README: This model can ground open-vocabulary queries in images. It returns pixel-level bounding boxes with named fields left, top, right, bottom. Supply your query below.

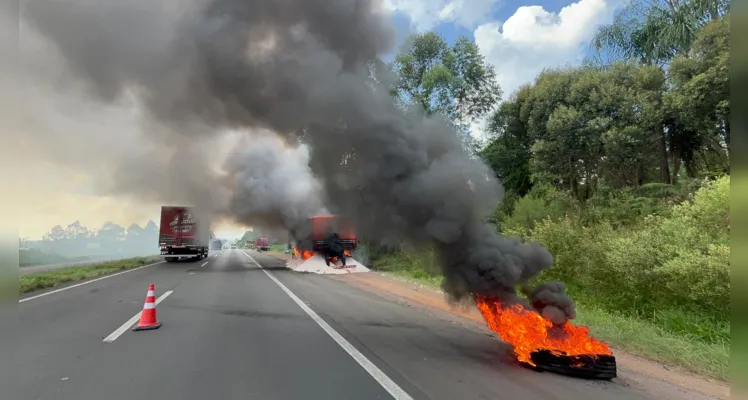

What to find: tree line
left=387, top=0, right=729, bottom=208
left=371, top=0, right=730, bottom=378
left=21, top=220, right=160, bottom=259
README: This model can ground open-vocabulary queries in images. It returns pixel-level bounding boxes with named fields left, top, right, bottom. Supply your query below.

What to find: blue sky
left=382, top=0, right=623, bottom=99
left=395, top=0, right=587, bottom=45
left=389, top=0, right=613, bottom=50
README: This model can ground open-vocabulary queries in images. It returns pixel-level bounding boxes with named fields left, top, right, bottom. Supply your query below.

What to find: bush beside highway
left=367, top=176, right=730, bottom=381
left=19, top=249, right=71, bottom=267
left=19, top=256, right=162, bottom=294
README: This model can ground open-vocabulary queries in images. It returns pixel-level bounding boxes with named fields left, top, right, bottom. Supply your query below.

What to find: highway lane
left=15, top=249, right=653, bottom=400
left=15, top=249, right=392, bottom=400
left=15, top=252, right=219, bottom=399
left=245, top=251, right=650, bottom=400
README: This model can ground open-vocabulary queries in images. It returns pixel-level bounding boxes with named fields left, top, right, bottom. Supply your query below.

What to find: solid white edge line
left=201, top=262, right=208, bottom=267
left=19, top=261, right=166, bottom=303
left=102, top=290, right=173, bottom=343
left=242, top=251, right=413, bottom=400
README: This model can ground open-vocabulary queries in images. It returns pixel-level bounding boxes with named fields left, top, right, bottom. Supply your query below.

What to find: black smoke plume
left=19, top=0, right=573, bottom=320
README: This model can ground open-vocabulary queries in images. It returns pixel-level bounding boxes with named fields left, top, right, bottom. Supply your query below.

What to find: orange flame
left=330, top=250, right=351, bottom=263
left=474, top=295, right=612, bottom=366
left=291, top=246, right=314, bottom=259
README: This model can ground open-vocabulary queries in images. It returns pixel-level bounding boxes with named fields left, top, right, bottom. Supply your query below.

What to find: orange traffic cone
left=133, top=283, right=162, bottom=331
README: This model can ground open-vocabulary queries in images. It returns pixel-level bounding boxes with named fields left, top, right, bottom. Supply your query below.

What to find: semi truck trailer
left=159, top=206, right=212, bottom=262
left=255, top=236, right=270, bottom=251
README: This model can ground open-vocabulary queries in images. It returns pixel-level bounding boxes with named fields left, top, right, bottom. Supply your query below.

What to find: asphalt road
left=14, top=249, right=653, bottom=400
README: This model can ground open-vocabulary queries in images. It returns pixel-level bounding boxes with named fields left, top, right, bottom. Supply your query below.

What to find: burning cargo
left=285, top=214, right=365, bottom=271
left=291, top=214, right=357, bottom=266
left=292, top=214, right=357, bottom=252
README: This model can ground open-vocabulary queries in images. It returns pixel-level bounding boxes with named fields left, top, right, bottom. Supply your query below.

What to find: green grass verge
left=19, top=249, right=70, bottom=267
left=371, top=253, right=728, bottom=381
left=572, top=302, right=728, bottom=380
left=267, top=244, right=287, bottom=252
left=19, top=256, right=162, bottom=294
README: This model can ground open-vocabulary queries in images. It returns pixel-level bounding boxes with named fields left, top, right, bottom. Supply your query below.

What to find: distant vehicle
left=159, top=206, right=211, bottom=262
left=255, top=236, right=270, bottom=251
left=230, top=244, right=237, bottom=249
left=245, top=240, right=253, bottom=249
left=210, top=239, right=223, bottom=251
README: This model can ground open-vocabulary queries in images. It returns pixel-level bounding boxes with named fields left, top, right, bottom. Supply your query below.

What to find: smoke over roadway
left=15, top=0, right=574, bottom=320
left=223, top=134, right=327, bottom=232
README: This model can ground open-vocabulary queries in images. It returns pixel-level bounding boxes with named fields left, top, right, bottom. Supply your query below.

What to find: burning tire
left=525, top=350, right=617, bottom=380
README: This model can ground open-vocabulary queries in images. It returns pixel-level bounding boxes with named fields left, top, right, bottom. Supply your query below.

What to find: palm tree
left=591, top=0, right=729, bottom=184
left=593, top=0, right=729, bottom=67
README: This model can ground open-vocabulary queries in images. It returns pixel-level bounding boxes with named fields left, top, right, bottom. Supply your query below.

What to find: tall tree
left=390, top=32, right=501, bottom=133
left=592, top=0, right=729, bottom=66
left=43, top=225, right=67, bottom=241
left=480, top=87, right=534, bottom=198
left=665, top=15, right=730, bottom=177
left=591, top=0, right=730, bottom=184
left=482, top=62, right=669, bottom=201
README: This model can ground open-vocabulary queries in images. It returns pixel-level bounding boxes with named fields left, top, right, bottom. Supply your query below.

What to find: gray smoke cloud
left=17, top=0, right=574, bottom=319
left=528, top=282, right=577, bottom=325
left=223, top=134, right=326, bottom=230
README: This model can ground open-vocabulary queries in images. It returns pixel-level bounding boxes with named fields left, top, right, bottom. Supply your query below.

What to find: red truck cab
left=309, top=214, right=357, bottom=252
left=255, top=236, right=270, bottom=251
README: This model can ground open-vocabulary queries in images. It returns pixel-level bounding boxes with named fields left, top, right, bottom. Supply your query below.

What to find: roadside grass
left=572, top=302, right=728, bottom=380
left=268, top=244, right=287, bottom=253
left=371, top=252, right=729, bottom=381
left=19, top=256, right=162, bottom=294
left=19, top=249, right=70, bottom=267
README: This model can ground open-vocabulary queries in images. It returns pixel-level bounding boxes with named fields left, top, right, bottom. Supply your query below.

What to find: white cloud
left=475, top=0, right=618, bottom=99
left=466, top=0, right=619, bottom=140
left=385, top=0, right=620, bottom=139
left=384, top=0, right=502, bottom=31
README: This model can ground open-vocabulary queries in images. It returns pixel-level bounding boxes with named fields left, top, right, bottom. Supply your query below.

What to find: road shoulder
left=263, top=251, right=729, bottom=400
left=19, top=258, right=166, bottom=300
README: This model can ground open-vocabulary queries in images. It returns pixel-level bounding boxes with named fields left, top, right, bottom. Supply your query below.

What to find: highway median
left=19, top=256, right=162, bottom=294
